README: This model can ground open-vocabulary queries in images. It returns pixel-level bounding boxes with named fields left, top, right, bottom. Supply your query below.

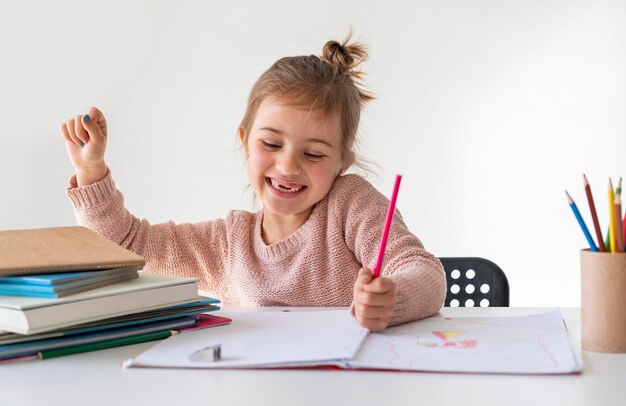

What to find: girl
left=60, top=36, right=446, bottom=331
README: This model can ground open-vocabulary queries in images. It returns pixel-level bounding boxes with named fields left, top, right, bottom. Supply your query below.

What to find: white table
left=1, top=307, right=624, bottom=406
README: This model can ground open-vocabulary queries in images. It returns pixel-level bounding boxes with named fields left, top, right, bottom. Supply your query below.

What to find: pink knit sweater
left=66, top=171, right=446, bottom=325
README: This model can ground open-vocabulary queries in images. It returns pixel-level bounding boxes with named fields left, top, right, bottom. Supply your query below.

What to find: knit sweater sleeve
left=335, top=175, right=446, bottom=325
left=65, top=170, right=228, bottom=291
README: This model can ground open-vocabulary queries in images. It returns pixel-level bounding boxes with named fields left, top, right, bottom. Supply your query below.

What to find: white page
left=124, top=309, right=368, bottom=369
left=348, top=308, right=582, bottom=374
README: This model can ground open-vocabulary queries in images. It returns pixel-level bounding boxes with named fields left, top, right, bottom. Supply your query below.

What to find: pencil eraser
left=188, top=344, right=221, bottom=362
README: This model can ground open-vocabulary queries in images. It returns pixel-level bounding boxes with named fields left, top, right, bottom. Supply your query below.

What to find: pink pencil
left=372, top=174, right=402, bottom=279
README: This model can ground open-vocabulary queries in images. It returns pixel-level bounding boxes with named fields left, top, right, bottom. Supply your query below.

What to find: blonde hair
left=239, top=33, right=374, bottom=172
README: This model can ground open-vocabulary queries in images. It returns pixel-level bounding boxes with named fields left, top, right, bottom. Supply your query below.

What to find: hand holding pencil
left=352, top=267, right=396, bottom=332
left=352, top=174, right=402, bottom=332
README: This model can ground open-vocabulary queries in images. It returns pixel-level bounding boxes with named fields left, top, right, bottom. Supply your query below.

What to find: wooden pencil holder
left=581, top=249, right=626, bottom=352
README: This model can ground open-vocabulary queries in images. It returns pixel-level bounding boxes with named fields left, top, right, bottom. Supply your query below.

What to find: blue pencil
left=566, top=191, right=598, bottom=251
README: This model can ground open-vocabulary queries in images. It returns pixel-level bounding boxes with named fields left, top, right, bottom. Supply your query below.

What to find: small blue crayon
left=566, top=190, right=598, bottom=252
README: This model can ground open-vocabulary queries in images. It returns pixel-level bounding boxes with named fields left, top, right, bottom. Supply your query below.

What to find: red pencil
left=372, top=175, right=402, bottom=279
left=583, top=174, right=606, bottom=252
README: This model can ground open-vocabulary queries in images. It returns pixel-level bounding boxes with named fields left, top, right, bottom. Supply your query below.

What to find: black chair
left=439, top=257, right=510, bottom=307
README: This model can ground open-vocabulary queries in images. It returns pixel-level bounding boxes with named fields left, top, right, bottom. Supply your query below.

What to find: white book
left=124, top=308, right=582, bottom=375
left=0, top=273, right=199, bottom=334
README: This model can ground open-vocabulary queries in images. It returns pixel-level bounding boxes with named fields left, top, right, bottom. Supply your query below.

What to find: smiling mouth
left=266, top=177, right=307, bottom=193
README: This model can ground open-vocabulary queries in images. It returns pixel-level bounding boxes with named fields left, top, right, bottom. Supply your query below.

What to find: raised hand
left=60, top=106, right=108, bottom=186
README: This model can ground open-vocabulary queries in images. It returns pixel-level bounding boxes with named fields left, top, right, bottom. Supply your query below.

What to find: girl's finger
left=356, top=289, right=393, bottom=307
left=354, top=306, right=381, bottom=323
left=354, top=308, right=390, bottom=332
left=356, top=302, right=389, bottom=319
left=362, top=277, right=395, bottom=294
left=86, top=106, right=107, bottom=137
left=81, top=113, right=106, bottom=145
left=356, top=267, right=373, bottom=286
left=74, top=115, right=89, bottom=143
left=59, top=124, right=72, bottom=143
left=65, top=119, right=83, bottom=147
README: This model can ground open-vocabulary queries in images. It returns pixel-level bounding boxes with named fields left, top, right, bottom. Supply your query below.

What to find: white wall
left=1, top=0, right=625, bottom=307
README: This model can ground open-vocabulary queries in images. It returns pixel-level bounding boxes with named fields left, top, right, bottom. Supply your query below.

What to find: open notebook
left=123, top=308, right=582, bottom=374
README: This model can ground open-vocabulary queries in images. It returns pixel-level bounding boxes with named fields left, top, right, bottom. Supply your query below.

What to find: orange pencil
left=583, top=175, right=606, bottom=252
left=622, top=211, right=626, bottom=251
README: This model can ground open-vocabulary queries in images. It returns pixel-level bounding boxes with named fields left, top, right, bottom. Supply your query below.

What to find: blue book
left=0, top=267, right=139, bottom=298
left=0, top=266, right=140, bottom=286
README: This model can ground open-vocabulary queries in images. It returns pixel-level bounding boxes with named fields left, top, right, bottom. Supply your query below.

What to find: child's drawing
left=417, top=331, right=478, bottom=349
left=348, top=309, right=582, bottom=374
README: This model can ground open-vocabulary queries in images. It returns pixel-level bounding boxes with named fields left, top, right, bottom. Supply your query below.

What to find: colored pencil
left=583, top=175, right=606, bottom=252
left=605, top=178, right=622, bottom=250
left=622, top=211, right=626, bottom=251
left=565, top=191, right=597, bottom=252
left=373, top=174, right=402, bottom=278
left=617, top=178, right=623, bottom=252
left=608, top=178, right=616, bottom=253
left=615, top=192, right=624, bottom=253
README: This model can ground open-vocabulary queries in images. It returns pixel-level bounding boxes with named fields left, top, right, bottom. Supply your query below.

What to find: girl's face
left=241, top=97, right=346, bottom=225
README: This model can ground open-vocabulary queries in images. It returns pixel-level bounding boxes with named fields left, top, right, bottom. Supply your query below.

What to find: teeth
left=270, top=178, right=303, bottom=193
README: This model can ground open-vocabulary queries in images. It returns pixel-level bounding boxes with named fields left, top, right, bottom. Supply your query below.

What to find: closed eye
left=305, top=152, right=325, bottom=161
left=261, top=140, right=280, bottom=150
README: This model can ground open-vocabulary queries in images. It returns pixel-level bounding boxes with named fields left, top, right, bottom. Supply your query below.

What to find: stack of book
left=0, top=226, right=229, bottom=362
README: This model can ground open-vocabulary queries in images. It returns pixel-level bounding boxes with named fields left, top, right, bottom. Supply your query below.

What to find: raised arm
left=61, top=108, right=228, bottom=291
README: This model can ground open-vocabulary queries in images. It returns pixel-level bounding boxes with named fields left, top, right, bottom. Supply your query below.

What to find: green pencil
left=39, top=330, right=174, bottom=359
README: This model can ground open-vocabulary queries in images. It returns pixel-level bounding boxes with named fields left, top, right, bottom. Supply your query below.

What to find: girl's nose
left=276, top=153, right=301, bottom=175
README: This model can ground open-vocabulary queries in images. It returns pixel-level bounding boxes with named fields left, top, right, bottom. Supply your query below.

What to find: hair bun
left=321, top=34, right=368, bottom=75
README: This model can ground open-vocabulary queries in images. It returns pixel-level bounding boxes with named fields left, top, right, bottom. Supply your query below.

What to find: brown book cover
left=0, top=226, right=145, bottom=276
